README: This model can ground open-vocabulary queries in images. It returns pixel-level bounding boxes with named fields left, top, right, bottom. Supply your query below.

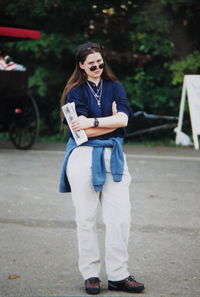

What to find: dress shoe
left=108, top=275, right=145, bottom=293
left=85, top=277, right=100, bottom=294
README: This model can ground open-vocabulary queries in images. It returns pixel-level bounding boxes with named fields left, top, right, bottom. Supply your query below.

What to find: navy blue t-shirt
left=65, top=79, right=132, bottom=140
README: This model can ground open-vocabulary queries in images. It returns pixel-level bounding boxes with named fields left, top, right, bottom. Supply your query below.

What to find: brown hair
left=60, top=42, right=117, bottom=121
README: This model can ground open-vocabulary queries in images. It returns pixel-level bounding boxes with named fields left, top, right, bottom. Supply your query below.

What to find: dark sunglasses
left=89, top=63, right=104, bottom=71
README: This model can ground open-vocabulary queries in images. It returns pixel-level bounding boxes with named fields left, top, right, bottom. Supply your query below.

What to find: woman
left=59, top=42, right=145, bottom=294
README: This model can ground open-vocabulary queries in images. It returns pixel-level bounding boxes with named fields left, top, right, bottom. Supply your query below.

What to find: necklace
left=87, top=80, right=103, bottom=107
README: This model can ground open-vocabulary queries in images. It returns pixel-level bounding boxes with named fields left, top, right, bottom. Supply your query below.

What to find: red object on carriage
left=0, top=26, right=40, bottom=41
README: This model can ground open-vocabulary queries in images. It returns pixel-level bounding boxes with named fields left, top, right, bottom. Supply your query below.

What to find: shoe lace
left=88, top=277, right=100, bottom=284
left=127, top=275, right=136, bottom=283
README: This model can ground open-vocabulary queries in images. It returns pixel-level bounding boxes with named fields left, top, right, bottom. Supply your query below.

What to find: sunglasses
left=89, top=63, right=104, bottom=72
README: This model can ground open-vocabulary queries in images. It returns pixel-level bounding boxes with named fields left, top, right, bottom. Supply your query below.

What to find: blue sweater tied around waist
left=59, top=137, right=124, bottom=193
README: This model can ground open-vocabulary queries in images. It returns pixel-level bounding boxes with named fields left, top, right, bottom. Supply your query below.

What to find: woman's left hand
left=112, top=101, right=117, bottom=115
left=71, top=115, right=92, bottom=131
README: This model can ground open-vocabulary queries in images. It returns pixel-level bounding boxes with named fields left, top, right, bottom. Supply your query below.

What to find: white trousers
left=67, top=146, right=132, bottom=281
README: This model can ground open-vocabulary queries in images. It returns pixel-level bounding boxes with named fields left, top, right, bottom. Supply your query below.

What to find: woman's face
left=79, top=52, right=104, bottom=81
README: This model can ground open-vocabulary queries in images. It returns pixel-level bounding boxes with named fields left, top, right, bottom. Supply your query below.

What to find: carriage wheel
left=9, top=95, right=39, bottom=149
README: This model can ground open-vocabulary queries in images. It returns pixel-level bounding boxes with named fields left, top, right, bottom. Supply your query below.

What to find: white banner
left=185, top=75, right=200, bottom=135
left=176, top=75, right=200, bottom=150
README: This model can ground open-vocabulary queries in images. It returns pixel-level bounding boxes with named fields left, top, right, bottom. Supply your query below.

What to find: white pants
left=67, top=146, right=132, bottom=281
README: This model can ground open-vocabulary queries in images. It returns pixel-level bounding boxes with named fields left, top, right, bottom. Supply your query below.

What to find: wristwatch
left=94, top=118, right=99, bottom=127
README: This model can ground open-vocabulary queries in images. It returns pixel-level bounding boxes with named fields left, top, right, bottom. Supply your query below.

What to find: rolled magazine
left=62, top=102, right=88, bottom=145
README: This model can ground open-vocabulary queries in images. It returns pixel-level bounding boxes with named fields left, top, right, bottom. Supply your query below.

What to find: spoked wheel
left=9, top=94, right=39, bottom=149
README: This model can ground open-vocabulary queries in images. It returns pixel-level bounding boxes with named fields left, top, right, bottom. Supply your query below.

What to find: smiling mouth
left=94, top=70, right=102, bottom=74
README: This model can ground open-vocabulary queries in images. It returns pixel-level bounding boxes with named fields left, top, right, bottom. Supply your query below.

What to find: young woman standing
left=59, top=42, right=145, bottom=294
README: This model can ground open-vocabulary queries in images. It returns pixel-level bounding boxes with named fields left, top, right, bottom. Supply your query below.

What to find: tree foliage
left=0, top=0, right=200, bottom=135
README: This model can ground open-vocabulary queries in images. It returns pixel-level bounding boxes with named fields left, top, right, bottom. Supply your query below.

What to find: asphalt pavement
left=0, top=140, right=200, bottom=297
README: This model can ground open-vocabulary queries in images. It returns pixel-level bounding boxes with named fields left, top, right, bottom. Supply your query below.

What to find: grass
left=124, top=139, right=177, bottom=147
left=0, top=132, right=9, bottom=140
left=0, top=132, right=178, bottom=147
left=37, top=133, right=68, bottom=143
left=0, top=131, right=68, bottom=143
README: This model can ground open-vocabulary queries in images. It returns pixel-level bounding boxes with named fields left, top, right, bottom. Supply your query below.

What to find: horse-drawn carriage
left=0, top=26, right=40, bottom=149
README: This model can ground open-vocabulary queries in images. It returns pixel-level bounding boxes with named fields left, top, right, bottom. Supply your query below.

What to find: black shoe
left=85, top=277, right=101, bottom=295
left=108, top=275, right=145, bottom=293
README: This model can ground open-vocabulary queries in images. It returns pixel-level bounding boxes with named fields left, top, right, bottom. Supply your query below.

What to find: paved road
left=0, top=141, right=200, bottom=297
